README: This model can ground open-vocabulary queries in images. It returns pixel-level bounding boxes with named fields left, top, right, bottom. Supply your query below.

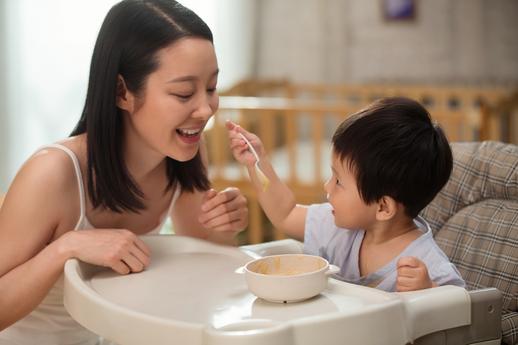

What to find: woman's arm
left=0, top=151, right=150, bottom=330
left=0, top=151, right=77, bottom=329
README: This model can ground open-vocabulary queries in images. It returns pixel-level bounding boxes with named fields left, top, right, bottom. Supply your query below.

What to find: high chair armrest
left=414, top=288, right=502, bottom=345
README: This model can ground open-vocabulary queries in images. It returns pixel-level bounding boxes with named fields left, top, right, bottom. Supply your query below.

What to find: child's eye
left=335, top=178, right=341, bottom=186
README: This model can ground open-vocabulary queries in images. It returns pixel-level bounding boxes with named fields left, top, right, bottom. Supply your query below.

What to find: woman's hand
left=60, top=229, right=151, bottom=275
left=396, top=256, right=435, bottom=292
left=198, top=187, right=248, bottom=236
left=226, top=120, right=265, bottom=167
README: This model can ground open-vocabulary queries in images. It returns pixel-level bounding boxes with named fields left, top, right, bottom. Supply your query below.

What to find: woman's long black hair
left=71, top=0, right=212, bottom=213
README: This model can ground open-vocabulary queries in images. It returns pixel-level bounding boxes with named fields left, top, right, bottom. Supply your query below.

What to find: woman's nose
left=193, top=93, right=217, bottom=120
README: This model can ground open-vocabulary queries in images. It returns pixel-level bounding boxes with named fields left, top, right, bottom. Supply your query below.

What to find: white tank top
left=0, top=144, right=180, bottom=345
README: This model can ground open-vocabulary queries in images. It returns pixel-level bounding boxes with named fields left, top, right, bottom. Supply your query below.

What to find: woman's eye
left=207, top=87, right=217, bottom=94
left=171, top=93, right=193, bottom=100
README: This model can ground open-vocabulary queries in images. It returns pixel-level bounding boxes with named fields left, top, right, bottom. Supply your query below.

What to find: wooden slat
left=260, top=110, right=275, bottom=154
left=248, top=199, right=263, bottom=244
left=312, top=111, right=324, bottom=183
left=285, top=110, right=297, bottom=184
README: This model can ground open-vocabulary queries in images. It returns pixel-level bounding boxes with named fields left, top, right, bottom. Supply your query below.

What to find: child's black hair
left=332, top=97, right=453, bottom=218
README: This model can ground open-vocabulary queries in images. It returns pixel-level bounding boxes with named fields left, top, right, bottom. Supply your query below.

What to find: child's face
left=324, top=153, right=377, bottom=230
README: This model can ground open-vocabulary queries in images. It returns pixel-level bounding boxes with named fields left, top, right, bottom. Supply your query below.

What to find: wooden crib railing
left=486, top=90, right=518, bottom=143
left=208, top=81, right=517, bottom=244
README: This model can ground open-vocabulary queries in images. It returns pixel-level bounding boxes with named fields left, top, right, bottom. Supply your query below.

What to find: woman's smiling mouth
left=176, top=127, right=203, bottom=144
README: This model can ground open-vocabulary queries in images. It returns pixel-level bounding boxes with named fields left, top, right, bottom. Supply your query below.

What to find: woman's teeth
left=176, top=128, right=201, bottom=137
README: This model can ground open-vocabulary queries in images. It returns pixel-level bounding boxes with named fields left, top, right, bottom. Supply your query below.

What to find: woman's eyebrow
left=167, top=76, right=196, bottom=83
left=167, top=69, right=219, bottom=84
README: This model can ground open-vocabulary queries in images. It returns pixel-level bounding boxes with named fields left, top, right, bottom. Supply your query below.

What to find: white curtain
left=0, top=0, right=255, bottom=191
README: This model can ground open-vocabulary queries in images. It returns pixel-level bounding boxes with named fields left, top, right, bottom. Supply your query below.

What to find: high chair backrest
left=421, top=141, right=518, bottom=345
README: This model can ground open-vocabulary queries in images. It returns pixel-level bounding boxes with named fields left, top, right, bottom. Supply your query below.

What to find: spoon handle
left=238, top=133, right=261, bottom=163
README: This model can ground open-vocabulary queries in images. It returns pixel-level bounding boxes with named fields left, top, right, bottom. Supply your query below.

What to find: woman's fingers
left=111, top=260, right=131, bottom=275
left=133, top=236, right=151, bottom=256
left=121, top=252, right=145, bottom=273
left=111, top=245, right=149, bottom=274
left=200, top=189, right=244, bottom=219
left=73, top=229, right=151, bottom=275
left=201, top=208, right=244, bottom=229
left=209, top=218, right=247, bottom=233
left=199, top=188, right=247, bottom=233
left=129, top=245, right=151, bottom=269
left=199, top=203, right=228, bottom=224
left=201, top=188, right=233, bottom=212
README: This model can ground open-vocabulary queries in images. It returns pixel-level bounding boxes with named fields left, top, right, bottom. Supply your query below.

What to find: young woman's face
left=125, top=38, right=219, bottom=162
left=324, top=153, right=377, bottom=230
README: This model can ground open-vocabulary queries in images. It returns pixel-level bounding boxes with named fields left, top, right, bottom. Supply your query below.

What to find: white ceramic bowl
left=237, top=254, right=340, bottom=303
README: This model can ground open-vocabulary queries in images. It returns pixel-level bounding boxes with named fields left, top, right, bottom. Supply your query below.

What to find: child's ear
left=116, top=74, right=135, bottom=112
left=375, top=196, right=397, bottom=221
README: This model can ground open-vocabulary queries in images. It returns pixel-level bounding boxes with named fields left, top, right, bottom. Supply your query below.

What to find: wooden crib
left=206, top=81, right=517, bottom=244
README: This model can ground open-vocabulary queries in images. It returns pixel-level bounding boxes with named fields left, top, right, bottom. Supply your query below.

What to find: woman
left=0, top=1, right=248, bottom=344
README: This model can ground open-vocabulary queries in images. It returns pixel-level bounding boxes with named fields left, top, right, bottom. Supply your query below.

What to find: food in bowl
left=237, top=254, right=340, bottom=303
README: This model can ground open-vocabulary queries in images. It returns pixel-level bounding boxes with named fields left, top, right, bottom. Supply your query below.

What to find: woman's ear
left=375, top=196, right=398, bottom=221
left=116, top=74, right=134, bottom=112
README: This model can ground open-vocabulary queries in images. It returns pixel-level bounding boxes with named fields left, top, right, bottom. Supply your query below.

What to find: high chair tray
left=64, top=235, right=488, bottom=345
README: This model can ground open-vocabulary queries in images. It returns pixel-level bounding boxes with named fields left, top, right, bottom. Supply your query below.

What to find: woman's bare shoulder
left=26, top=145, right=81, bottom=189
left=7, top=138, right=86, bottom=216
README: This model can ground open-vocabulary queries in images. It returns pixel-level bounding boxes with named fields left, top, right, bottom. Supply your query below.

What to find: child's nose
left=323, top=179, right=332, bottom=196
left=324, top=180, right=336, bottom=203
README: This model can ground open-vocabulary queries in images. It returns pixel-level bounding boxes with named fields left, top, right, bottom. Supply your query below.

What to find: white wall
left=214, top=0, right=257, bottom=89
left=255, top=0, right=518, bottom=84
left=184, top=0, right=257, bottom=90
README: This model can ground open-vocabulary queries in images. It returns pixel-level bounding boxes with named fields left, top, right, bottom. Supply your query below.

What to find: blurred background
left=1, top=0, right=517, bottom=243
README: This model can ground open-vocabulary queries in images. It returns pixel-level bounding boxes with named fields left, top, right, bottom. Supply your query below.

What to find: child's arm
left=396, top=256, right=436, bottom=292
left=226, top=121, right=307, bottom=241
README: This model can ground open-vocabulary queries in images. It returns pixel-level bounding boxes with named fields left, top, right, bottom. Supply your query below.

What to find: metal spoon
left=238, top=132, right=270, bottom=191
